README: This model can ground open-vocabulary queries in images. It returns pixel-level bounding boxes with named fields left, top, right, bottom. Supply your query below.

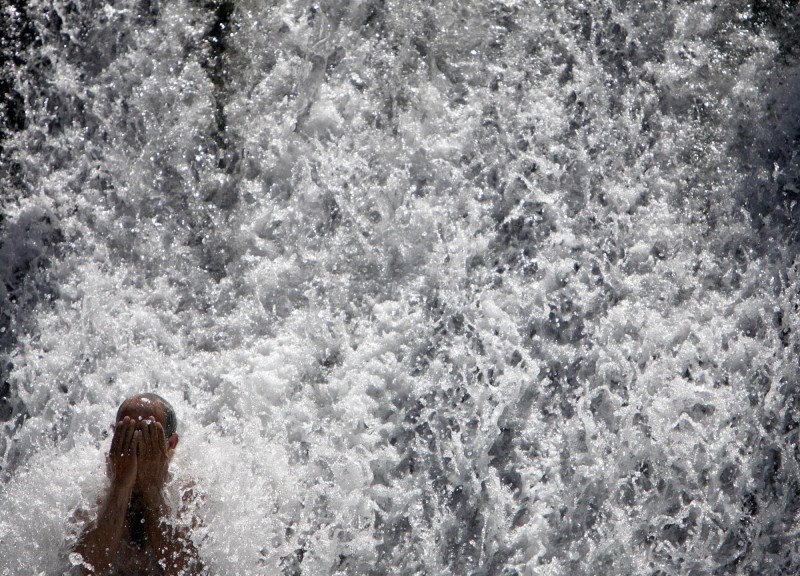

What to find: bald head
left=116, top=393, right=178, bottom=438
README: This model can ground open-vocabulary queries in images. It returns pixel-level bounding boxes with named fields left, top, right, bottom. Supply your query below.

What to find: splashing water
left=1, top=0, right=800, bottom=574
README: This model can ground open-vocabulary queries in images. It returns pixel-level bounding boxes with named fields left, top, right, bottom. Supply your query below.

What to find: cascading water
left=1, top=0, right=800, bottom=574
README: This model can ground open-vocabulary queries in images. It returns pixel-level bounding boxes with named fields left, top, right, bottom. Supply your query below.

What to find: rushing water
left=1, top=0, right=800, bottom=574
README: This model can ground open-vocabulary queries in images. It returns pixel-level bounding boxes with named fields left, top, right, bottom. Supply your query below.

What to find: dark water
left=1, top=1, right=800, bottom=574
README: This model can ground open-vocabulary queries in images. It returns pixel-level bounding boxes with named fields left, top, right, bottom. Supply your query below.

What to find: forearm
left=142, top=488, right=202, bottom=575
left=73, top=485, right=132, bottom=574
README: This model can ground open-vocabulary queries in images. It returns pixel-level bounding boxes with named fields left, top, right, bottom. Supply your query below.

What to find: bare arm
left=73, top=418, right=139, bottom=574
left=140, top=486, right=203, bottom=575
left=138, top=419, right=203, bottom=575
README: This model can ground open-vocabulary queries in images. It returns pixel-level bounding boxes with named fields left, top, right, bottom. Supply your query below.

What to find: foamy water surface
left=1, top=0, right=800, bottom=574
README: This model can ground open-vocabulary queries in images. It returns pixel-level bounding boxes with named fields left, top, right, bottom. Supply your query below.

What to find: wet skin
left=73, top=397, right=201, bottom=576
left=110, top=398, right=176, bottom=494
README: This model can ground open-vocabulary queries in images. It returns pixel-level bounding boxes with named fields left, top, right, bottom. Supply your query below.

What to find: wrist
left=139, top=484, right=166, bottom=505
left=109, top=480, right=134, bottom=499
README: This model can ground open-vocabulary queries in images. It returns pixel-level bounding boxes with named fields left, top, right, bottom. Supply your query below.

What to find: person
left=72, top=393, right=203, bottom=575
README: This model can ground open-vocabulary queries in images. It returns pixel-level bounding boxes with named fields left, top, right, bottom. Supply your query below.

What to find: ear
left=168, top=432, right=179, bottom=450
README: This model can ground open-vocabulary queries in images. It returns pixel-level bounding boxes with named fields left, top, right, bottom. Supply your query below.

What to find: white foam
left=2, top=0, right=799, bottom=574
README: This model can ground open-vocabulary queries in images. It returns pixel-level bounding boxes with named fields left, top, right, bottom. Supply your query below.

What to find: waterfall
left=1, top=0, right=799, bottom=574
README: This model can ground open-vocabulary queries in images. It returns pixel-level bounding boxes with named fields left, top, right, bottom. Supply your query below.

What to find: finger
left=110, top=421, right=123, bottom=454
left=143, top=418, right=154, bottom=456
left=153, top=422, right=167, bottom=456
left=133, top=430, right=143, bottom=458
left=123, top=417, right=136, bottom=454
left=129, top=417, right=139, bottom=454
left=150, top=420, right=161, bottom=456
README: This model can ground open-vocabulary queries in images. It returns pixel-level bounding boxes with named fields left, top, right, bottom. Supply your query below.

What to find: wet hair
left=116, top=393, right=178, bottom=437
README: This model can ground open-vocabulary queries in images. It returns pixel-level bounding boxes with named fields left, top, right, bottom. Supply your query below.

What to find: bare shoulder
left=67, top=490, right=104, bottom=535
left=69, top=504, right=92, bottom=525
left=176, top=478, right=206, bottom=508
left=171, top=477, right=205, bottom=530
left=179, top=480, right=203, bottom=502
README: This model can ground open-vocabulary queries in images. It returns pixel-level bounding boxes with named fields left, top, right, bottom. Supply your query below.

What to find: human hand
left=134, top=417, right=170, bottom=493
left=108, top=416, right=139, bottom=490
